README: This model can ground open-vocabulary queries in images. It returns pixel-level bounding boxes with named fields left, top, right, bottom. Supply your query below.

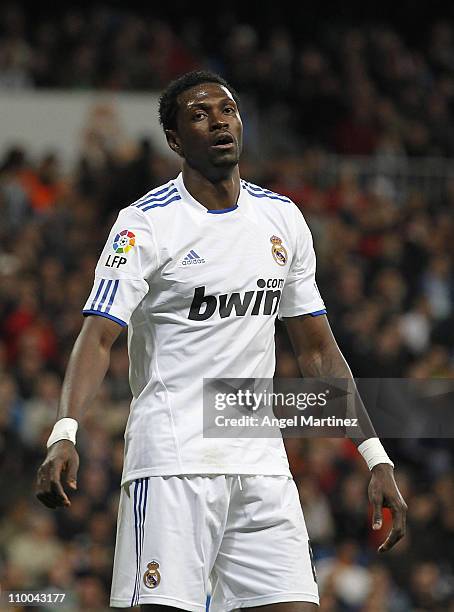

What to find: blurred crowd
left=2, top=6, right=454, bottom=158
left=1, top=3, right=454, bottom=612
left=1, top=134, right=453, bottom=610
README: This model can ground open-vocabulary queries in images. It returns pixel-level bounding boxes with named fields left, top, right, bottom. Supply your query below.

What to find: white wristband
left=46, top=418, right=78, bottom=448
left=358, top=438, right=394, bottom=471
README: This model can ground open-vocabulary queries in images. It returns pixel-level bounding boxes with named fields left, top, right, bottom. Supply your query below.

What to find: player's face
left=170, top=82, right=243, bottom=176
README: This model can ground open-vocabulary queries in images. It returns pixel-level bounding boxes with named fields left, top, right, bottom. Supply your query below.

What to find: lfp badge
left=113, top=230, right=136, bottom=254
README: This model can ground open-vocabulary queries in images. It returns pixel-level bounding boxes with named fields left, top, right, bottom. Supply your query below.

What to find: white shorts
left=110, top=475, right=319, bottom=610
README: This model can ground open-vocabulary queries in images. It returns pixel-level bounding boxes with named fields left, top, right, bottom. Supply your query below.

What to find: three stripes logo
left=89, top=278, right=119, bottom=314
left=181, top=249, right=206, bottom=266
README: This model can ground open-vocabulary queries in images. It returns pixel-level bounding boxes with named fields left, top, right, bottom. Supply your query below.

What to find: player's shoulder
left=241, top=179, right=294, bottom=206
left=241, top=179, right=302, bottom=228
left=125, top=179, right=181, bottom=216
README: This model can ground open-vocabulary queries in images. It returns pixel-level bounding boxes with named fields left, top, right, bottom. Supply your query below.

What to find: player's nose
left=209, top=112, right=229, bottom=131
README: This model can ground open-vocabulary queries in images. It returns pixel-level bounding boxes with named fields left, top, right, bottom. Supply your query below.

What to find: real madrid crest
left=143, top=560, right=161, bottom=589
left=270, top=235, right=288, bottom=266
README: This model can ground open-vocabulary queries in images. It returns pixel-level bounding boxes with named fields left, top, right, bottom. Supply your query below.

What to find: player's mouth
left=211, top=132, right=235, bottom=150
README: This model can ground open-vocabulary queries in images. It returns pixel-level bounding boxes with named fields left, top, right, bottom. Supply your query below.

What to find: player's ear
left=165, top=130, right=183, bottom=157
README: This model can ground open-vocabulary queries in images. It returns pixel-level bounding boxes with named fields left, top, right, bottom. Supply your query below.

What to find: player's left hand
left=368, top=463, right=407, bottom=553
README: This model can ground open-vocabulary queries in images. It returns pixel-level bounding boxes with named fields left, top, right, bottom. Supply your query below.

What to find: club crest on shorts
left=143, top=560, right=161, bottom=589
left=270, top=235, right=288, bottom=266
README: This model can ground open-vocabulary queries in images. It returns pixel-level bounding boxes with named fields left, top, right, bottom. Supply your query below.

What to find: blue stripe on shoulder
left=243, top=186, right=291, bottom=203
left=134, top=187, right=178, bottom=209
left=141, top=194, right=182, bottom=212
left=131, top=182, right=174, bottom=207
left=242, top=181, right=291, bottom=203
left=249, top=182, right=286, bottom=198
left=244, top=181, right=292, bottom=201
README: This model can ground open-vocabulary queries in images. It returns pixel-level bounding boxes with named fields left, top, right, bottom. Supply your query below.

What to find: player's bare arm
left=284, top=313, right=408, bottom=553
left=36, top=315, right=122, bottom=509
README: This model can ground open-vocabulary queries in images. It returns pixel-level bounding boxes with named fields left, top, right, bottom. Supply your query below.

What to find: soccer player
left=36, top=71, right=407, bottom=611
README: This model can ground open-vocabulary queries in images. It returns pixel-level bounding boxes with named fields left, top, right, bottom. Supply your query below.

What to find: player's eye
left=224, top=106, right=235, bottom=114
left=193, top=111, right=207, bottom=121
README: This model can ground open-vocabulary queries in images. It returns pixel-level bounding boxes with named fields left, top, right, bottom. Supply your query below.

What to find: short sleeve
left=278, top=205, right=326, bottom=319
left=83, top=207, right=158, bottom=327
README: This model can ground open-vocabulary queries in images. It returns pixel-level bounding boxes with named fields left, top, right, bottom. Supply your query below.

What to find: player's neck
left=181, top=166, right=241, bottom=211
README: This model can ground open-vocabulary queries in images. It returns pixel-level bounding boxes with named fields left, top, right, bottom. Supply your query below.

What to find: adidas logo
left=181, top=249, right=206, bottom=266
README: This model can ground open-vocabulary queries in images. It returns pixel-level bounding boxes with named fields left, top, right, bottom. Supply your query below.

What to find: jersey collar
left=174, top=173, right=245, bottom=215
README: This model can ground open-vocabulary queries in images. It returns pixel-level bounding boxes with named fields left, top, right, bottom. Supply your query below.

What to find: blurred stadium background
left=1, top=3, right=454, bottom=611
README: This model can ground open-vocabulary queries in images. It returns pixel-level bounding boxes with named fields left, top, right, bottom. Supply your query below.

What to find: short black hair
left=158, top=70, right=240, bottom=132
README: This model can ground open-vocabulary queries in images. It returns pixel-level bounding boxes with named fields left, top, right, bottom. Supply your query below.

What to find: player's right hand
left=36, top=440, right=79, bottom=509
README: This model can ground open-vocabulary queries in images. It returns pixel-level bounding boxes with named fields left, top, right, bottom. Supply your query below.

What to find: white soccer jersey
left=83, top=173, right=326, bottom=484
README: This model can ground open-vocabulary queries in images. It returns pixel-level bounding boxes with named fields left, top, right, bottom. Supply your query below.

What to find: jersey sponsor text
left=188, top=279, right=284, bottom=320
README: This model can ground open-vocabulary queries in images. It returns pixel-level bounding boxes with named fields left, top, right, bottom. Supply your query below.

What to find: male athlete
left=36, top=71, right=407, bottom=611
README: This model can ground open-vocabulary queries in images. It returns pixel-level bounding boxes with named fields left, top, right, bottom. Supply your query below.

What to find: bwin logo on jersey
left=188, top=279, right=284, bottom=321
left=181, top=250, right=206, bottom=266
